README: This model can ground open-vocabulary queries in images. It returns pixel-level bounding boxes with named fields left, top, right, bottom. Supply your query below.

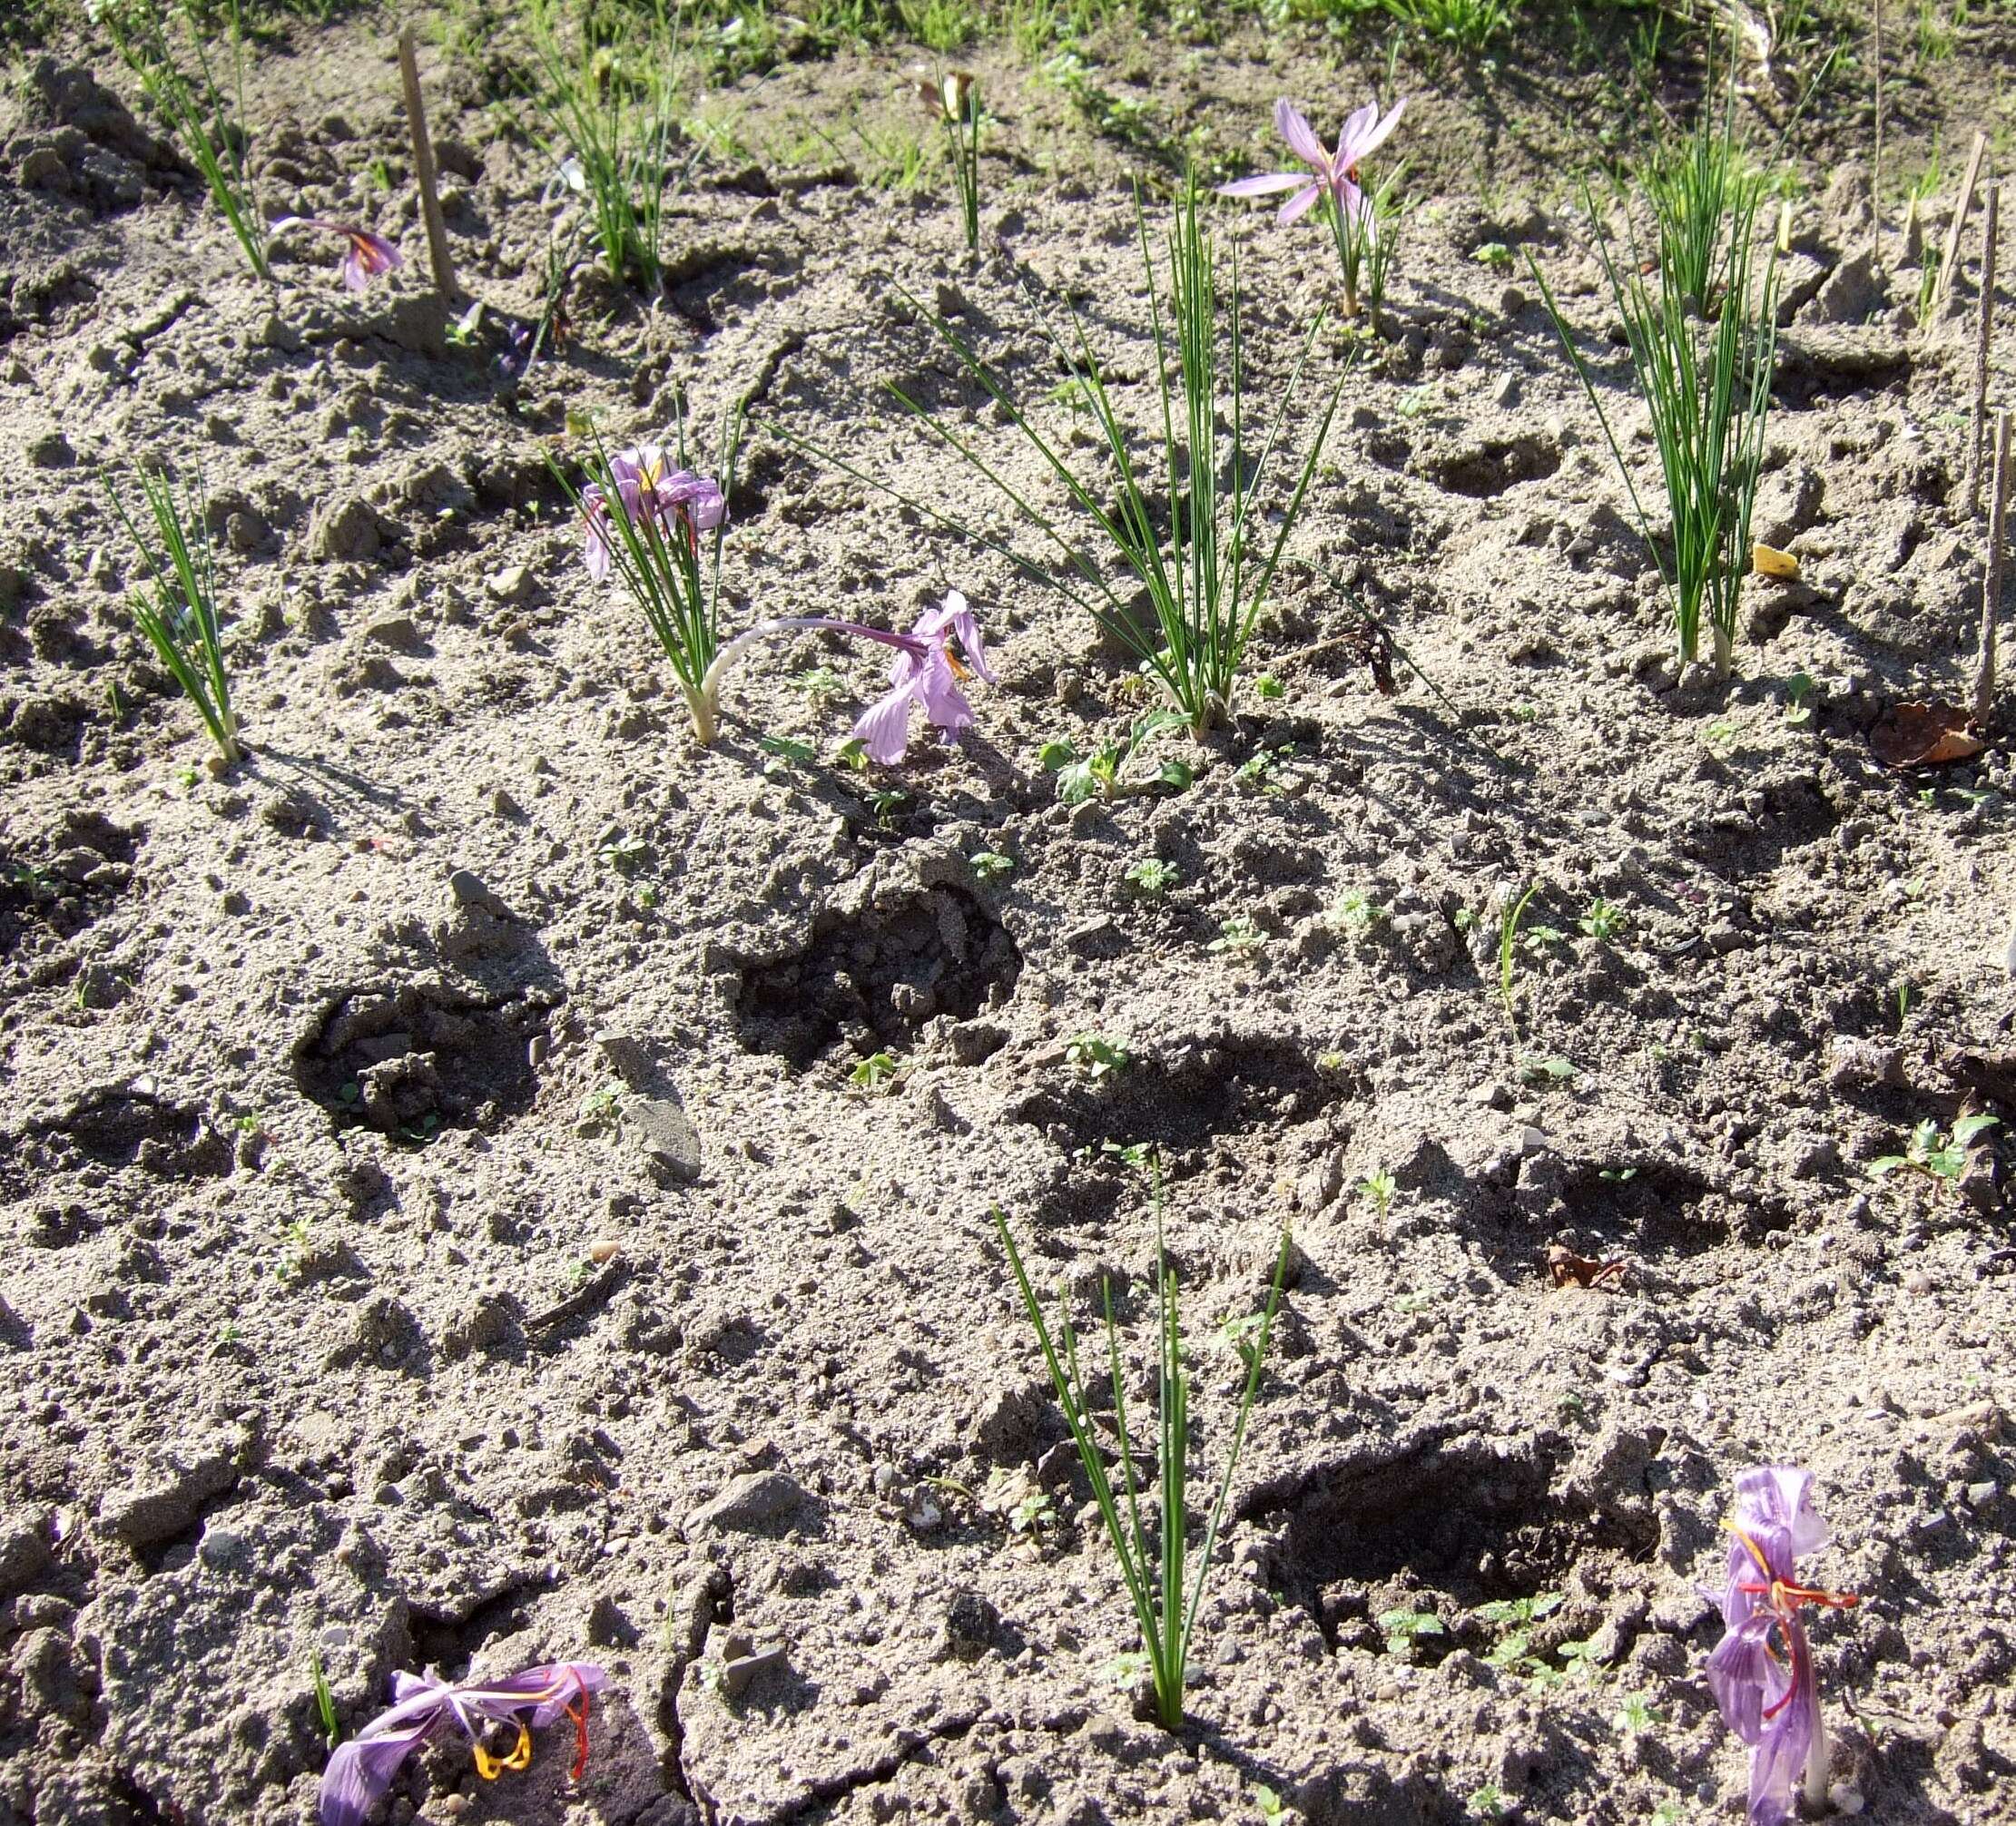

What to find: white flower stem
left=1804, top=1711, right=1830, bottom=1811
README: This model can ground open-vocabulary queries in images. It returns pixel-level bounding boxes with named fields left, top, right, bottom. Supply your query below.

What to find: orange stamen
left=565, top=1683, right=593, bottom=1781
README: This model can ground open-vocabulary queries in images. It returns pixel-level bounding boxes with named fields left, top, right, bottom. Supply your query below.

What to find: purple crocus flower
left=1706, top=1468, right=1860, bottom=1826
left=581, top=445, right=728, bottom=582
left=696, top=592, right=996, bottom=762
left=270, top=217, right=405, bottom=291
left=852, top=591, right=995, bottom=762
left=1217, top=97, right=1406, bottom=231
left=318, top=1661, right=606, bottom=1826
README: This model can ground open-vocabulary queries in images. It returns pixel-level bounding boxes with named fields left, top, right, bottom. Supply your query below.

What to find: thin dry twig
left=1979, top=409, right=2012, bottom=729
left=1870, top=0, right=1884, bottom=268
left=1967, top=185, right=2001, bottom=515
left=1935, top=131, right=1989, bottom=317
left=398, top=27, right=457, bottom=299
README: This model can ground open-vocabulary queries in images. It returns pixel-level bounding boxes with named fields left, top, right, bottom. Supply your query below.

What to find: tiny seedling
left=1360, top=1169, right=1397, bottom=1220
left=578, top=1081, right=626, bottom=1126
left=1783, top=672, right=1815, bottom=724
left=1613, top=1693, right=1659, bottom=1733
left=1330, top=889, right=1385, bottom=940
left=1472, top=241, right=1514, bottom=270
left=1378, top=1608, right=1445, bottom=1658
left=1066, top=1034, right=1132, bottom=1081
left=1102, top=1140, right=1155, bottom=1172
left=970, top=850, right=1015, bottom=882
left=310, top=1655, right=340, bottom=1748
left=1254, top=1784, right=1290, bottom=1824
left=1479, top=1592, right=1566, bottom=1680
left=271, top=1217, right=314, bottom=1282
left=1126, top=857, right=1179, bottom=896
left=1221, top=1310, right=1269, bottom=1373
left=793, top=665, right=847, bottom=703
left=105, top=462, right=241, bottom=762
left=1498, top=884, right=1540, bottom=1028
left=1467, top=1786, right=1507, bottom=1822
left=1253, top=674, right=1284, bottom=700
left=993, top=1169, right=1292, bottom=1731
left=1578, top=897, right=1625, bottom=940
left=851, top=1051, right=901, bottom=1090
left=598, top=832, right=649, bottom=873
left=1040, top=711, right=1194, bottom=803
left=1870, top=1114, right=1999, bottom=1185
left=978, top=1466, right=1057, bottom=1536
left=1210, top=915, right=1267, bottom=958
left=757, top=733, right=816, bottom=777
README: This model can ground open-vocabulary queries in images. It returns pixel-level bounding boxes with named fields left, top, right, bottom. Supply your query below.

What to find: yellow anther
left=473, top=1723, right=534, bottom=1780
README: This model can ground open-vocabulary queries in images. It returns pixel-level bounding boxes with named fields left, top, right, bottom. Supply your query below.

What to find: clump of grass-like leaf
left=97, top=0, right=268, bottom=279
left=1529, top=93, right=1779, bottom=675
left=546, top=403, right=742, bottom=741
left=105, top=462, right=242, bottom=763
left=922, top=70, right=982, bottom=252
left=772, top=177, right=1342, bottom=736
left=526, top=0, right=680, bottom=291
left=992, top=1167, right=1290, bottom=1731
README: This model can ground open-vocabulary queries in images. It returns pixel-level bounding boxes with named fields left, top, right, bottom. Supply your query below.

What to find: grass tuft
left=993, top=1163, right=1289, bottom=1732
left=773, top=177, right=1343, bottom=735
left=104, top=461, right=242, bottom=763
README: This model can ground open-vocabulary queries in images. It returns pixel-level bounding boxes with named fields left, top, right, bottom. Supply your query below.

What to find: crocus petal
left=349, top=231, right=404, bottom=281
left=1341, top=96, right=1407, bottom=168
left=910, top=591, right=996, bottom=686
left=460, top=1662, right=609, bottom=1728
left=1277, top=182, right=1324, bottom=227
left=339, top=244, right=367, bottom=291
left=1705, top=1612, right=1780, bottom=1744
left=1746, top=1649, right=1816, bottom=1826
left=914, top=653, right=976, bottom=738
left=656, top=472, right=727, bottom=533
left=319, top=1733, right=432, bottom=1826
left=1736, top=1467, right=1827, bottom=1558
left=853, top=682, right=919, bottom=763
left=937, top=591, right=996, bottom=682
left=1273, top=97, right=1328, bottom=172
left=1333, top=101, right=1381, bottom=168
left=1215, top=172, right=1309, bottom=199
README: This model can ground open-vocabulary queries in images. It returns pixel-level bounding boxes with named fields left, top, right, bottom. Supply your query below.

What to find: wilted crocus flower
left=319, top=1662, right=606, bottom=1826
left=851, top=591, right=995, bottom=761
left=698, top=591, right=996, bottom=763
left=270, top=216, right=405, bottom=291
left=580, top=446, right=729, bottom=582
left=1706, top=1468, right=1860, bottom=1826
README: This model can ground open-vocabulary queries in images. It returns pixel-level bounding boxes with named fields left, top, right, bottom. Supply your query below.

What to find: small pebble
left=587, top=1239, right=621, bottom=1263
left=1828, top=1783, right=1864, bottom=1815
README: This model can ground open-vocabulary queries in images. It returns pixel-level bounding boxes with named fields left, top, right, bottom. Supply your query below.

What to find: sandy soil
left=3, top=7, right=2015, bottom=1825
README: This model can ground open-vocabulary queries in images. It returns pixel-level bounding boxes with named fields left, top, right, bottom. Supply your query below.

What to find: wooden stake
left=1870, top=0, right=1884, bottom=269
left=398, top=27, right=457, bottom=300
left=1966, top=184, right=2000, bottom=516
left=1934, top=130, right=1989, bottom=318
left=1977, top=409, right=2011, bottom=729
